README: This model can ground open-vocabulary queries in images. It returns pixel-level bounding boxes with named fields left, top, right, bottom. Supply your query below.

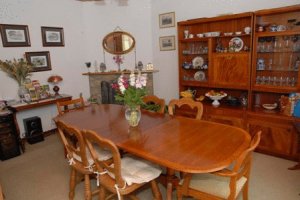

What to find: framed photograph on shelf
left=25, top=51, right=52, bottom=72
left=0, top=24, right=31, bottom=47
left=41, top=26, right=64, bottom=46
left=159, top=36, right=176, bottom=51
left=159, top=12, right=175, bottom=28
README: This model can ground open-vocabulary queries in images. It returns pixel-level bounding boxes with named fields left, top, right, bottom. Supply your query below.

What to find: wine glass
left=283, top=36, right=291, bottom=51
left=291, top=35, right=299, bottom=52
left=265, top=37, right=274, bottom=52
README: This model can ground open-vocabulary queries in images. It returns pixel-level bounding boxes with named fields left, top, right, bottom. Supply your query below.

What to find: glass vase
left=125, top=105, right=141, bottom=127
left=18, top=85, right=28, bottom=103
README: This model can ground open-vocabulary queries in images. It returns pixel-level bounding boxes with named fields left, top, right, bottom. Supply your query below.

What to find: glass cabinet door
left=253, top=34, right=300, bottom=91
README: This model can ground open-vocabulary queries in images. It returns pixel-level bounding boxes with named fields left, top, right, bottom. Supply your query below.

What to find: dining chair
left=82, top=129, right=163, bottom=200
left=56, top=96, right=85, bottom=116
left=168, top=97, right=203, bottom=120
left=56, top=120, right=112, bottom=200
left=177, top=131, right=262, bottom=200
left=142, top=95, right=165, bottom=114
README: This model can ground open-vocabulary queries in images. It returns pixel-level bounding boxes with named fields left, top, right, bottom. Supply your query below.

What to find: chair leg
left=150, top=180, right=162, bottom=200
left=177, top=187, right=182, bottom=200
left=243, top=182, right=249, bottom=200
left=98, top=186, right=106, bottom=200
left=84, top=174, right=91, bottom=200
left=69, top=169, right=76, bottom=200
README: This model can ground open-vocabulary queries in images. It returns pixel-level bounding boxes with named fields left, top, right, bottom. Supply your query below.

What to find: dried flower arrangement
left=0, top=58, right=33, bottom=86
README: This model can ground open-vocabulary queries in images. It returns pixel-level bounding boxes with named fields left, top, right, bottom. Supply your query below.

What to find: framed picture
left=159, top=36, right=176, bottom=51
left=41, top=26, right=64, bottom=46
left=159, top=12, right=175, bottom=28
left=0, top=24, right=31, bottom=47
left=25, top=51, right=52, bottom=72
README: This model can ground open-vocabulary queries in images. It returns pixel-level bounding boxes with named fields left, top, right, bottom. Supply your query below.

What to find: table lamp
left=47, top=75, right=63, bottom=96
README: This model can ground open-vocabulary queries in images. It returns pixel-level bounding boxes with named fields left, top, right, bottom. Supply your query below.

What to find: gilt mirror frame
left=102, top=31, right=136, bottom=55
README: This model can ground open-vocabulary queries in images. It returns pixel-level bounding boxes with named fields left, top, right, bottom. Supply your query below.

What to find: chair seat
left=179, top=173, right=247, bottom=199
left=109, top=156, right=162, bottom=186
left=73, top=146, right=112, bottom=165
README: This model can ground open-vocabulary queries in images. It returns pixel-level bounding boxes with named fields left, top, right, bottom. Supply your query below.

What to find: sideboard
left=8, top=94, right=72, bottom=151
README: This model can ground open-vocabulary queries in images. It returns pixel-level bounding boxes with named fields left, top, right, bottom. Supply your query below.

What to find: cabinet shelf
left=256, top=30, right=300, bottom=37
left=180, top=38, right=209, bottom=42
left=182, top=52, right=208, bottom=55
left=257, top=51, right=300, bottom=54
left=212, top=52, right=250, bottom=55
left=252, top=85, right=298, bottom=93
left=181, top=80, right=209, bottom=87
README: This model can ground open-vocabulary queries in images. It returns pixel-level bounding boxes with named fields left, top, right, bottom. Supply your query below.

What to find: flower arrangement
left=112, top=71, right=147, bottom=109
left=0, top=58, right=33, bottom=86
left=113, top=55, right=124, bottom=65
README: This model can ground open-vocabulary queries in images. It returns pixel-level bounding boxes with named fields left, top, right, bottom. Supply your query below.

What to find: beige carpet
left=0, top=134, right=299, bottom=200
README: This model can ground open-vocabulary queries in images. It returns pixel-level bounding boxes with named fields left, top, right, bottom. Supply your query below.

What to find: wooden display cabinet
left=177, top=5, right=300, bottom=160
left=248, top=5, right=300, bottom=159
left=251, top=5, right=300, bottom=108
left=177, top=12, right=253, bottom=110
left=177, top=12, right=253, bottom=129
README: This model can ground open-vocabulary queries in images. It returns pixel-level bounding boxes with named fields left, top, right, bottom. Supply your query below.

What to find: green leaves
left=115, top=86, right=147, bottom=109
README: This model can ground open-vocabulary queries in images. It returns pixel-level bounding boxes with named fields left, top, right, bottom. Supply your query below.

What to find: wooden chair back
left=56, top=120, right=89, bottom=172
left=142, top=95, right=165, bottom=114
left=56, top=97, right=84, bottom=115
left=178, top=131, right=261, bottom=200
left=168, top=97, right=203, bottom=120
left=83, top=130, right=126, bottom=189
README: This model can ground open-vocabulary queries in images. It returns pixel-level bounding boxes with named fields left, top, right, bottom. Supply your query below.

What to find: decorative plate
left=229, top=37, right=244, bottom=52
left=194, top=71, right=205, bottom=81
left=192, top=56, right=204, bottom=69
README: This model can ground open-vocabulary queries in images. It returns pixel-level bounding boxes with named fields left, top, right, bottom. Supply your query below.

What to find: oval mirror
left=102, top=31, right=135, bottom=55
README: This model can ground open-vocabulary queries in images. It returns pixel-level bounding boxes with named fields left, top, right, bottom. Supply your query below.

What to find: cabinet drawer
left=248, top=117, right=297, bottom=159
left=0, top=114, right=13, bottom=123
left=0, top=134, right=20, bottom=160
left=0, top=128, right=15, bottom=136
left=0, top=121, right=14, bottom=129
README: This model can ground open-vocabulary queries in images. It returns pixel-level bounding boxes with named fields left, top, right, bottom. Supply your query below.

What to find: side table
left=8, top=94, right=72, bottom=152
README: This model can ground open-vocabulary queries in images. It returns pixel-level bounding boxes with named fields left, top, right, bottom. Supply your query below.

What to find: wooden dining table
left=55, top=104, right=251, bottom=200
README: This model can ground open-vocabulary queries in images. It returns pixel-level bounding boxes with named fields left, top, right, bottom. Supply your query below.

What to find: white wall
left=0, top=0, right=153, bottom=135
left=151, top=0, right=300, bottom=103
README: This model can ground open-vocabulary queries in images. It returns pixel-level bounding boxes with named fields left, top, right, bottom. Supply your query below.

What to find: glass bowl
left=205, top=93, right=227, bottom=107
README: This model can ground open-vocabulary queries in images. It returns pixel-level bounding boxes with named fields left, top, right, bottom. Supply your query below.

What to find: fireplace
left=83, top=71, right=157, bottom=104
left=101, top=80, right=117, bottom=104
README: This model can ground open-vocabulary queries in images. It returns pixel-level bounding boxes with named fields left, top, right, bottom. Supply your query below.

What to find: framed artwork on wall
left=159, top=36, right=176, bottom=51
left=159, top=12, right=175, bottom=28
left=41, top=26, right=64, bottom=46
left=25, top=51, right=52, bottom=72
left=0, top=24, right=31, bottom=47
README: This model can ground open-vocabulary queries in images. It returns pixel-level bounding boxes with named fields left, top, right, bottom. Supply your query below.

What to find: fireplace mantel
left=83, top=70, right=158, bottom=103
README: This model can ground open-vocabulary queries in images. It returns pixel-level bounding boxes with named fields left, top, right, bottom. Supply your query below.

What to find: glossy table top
left=55, top=104, right=251, bottom=173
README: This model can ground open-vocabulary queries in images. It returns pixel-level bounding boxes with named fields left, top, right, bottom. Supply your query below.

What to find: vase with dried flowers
left=0, top=58, right=33, bottom=101
left=112, top=71, right=147, bottom=126
left=113, top=55, right=124, bottom=71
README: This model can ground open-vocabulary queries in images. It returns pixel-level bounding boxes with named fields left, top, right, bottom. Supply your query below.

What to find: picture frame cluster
left=159, top=12, right=176, bottom=51
left=0, top=24, right=65, bottom=72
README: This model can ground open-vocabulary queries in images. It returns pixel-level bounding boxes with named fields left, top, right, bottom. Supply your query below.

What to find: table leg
left=159, top=168, right=179, bottom=200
